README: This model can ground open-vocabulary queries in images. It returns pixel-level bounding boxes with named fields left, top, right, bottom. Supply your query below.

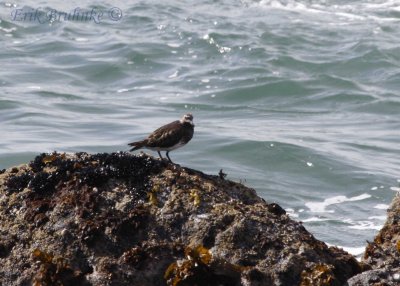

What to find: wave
left=243, top=0, right=400, bottom=23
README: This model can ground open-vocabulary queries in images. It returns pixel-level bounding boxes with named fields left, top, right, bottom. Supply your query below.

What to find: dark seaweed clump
left=267, top=203, right=286, bottom=216
left=5, top=172, right=32, bottom=193
left=5, top=152, right=163, bottom=196
left=29, top=153, right=48, bottom=173
left=28, top=171, right=63, bottom=196
left=32, top=248, right=89, bottom=286
left=77, top=152, right=162, bottom=186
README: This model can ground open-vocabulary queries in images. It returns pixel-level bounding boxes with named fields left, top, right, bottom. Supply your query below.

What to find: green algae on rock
left=0, top=152, right=361, bottom=285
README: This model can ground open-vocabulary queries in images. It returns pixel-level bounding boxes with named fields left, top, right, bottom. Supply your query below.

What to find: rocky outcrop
left=348, top=193, right=400, bottom=286
left=0, top=152, right=361, bottom=286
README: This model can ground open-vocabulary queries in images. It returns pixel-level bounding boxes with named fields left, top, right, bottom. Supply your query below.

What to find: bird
left=128, top=113, right=194, bottom=163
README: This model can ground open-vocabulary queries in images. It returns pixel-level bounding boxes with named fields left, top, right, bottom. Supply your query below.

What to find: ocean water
left=1, top=0, right=400, bottom=257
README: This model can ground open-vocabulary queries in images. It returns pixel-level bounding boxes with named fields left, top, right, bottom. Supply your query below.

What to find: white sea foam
left=286, top=208, right=299, bottom=218
left=74, top=37, right=88, bottom=42
left=218, top=46, right=231, bottom=53
left=302, top=217, right=330, bottom=223
left=168, top=70, right=179, bottom=78
left=390, top=187, right=400, bottom=192
left=133, top=85, right=155, bottom=90
left=368, top=216, right=386, bottom=221
left=374, top=204, right=389, bottom=210
left=28, top=86, right=41, bottom=90
left=167, top=43, right=180, bottom=48
left=245, top=0, right=400, bottom=23
left=341, top=246, right=365, bottom=257
left=326, top=243, right=365, bottom=259
left=305, top=194, right=371, bottom=213
left=345, top=219, right=383, bottom=231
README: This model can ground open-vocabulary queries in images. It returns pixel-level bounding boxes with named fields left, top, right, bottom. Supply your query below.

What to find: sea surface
left=1, top=0, right=400, bottom=257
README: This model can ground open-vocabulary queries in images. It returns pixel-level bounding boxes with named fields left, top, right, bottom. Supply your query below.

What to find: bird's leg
left=166, top=151, right=173, bottom=163
left=157, top=151, right=164, bottom=160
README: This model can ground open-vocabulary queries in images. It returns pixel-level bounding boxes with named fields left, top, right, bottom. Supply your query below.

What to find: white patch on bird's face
left=180, top=113, right=194, bottom=126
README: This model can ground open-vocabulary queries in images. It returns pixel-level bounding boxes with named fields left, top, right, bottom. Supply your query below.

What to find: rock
left=0, top=152, right=361, bottom=286
left=347, top=268, right=400, bottom=286
left=348, top=193, right=400, bottom=286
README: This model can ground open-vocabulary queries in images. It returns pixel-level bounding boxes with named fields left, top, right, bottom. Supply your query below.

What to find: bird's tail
left=128, top=140, right=147, bottom=152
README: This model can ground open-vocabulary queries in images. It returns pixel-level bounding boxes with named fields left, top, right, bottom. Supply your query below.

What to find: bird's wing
left=146, top=120, right=183, bottom=148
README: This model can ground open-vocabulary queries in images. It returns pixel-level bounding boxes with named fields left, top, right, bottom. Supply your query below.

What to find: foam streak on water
left=305, top=194, right=372, bottom=213
left=1, top=0, right=400, bottom=251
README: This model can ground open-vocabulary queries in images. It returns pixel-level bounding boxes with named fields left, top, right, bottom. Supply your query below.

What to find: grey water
left=1, top=0, right=400, bottom=256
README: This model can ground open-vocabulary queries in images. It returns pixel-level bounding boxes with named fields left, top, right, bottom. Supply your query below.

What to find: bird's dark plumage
left=128, top=114, right=194, bottom=163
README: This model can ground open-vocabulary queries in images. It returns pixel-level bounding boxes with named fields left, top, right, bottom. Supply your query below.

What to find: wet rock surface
left=348, top=193, right=400, bottom=286
left=0, top=152, right=361, bottom=286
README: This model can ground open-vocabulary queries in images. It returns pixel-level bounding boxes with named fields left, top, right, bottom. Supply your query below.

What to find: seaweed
left=164, top=245, right=213, bottom=286
left=189, top=189, right=201, bottom=207
left=28, top=171, right=60, bottom=196
left=122, top=241, right=181, bottom=271
left=147, top=191, right=158, bottom=206
left=300, top=264, right=336, bottom=286
left=29, top=153, right=48, bottom=173
left=185, top=245, right=212, bottom=265
left=5, top=152, right=162, bottom=196
left=164, top=245, right=241, bottom=286
left=5, top=172, right=32, bottom=193
left=268, top=203, right=286, bottom=216
left=32, top=248, right=88, bottom=286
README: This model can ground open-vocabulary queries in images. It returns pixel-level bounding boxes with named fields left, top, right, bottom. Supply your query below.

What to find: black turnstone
left=128, top=113, right=194, bottom=163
